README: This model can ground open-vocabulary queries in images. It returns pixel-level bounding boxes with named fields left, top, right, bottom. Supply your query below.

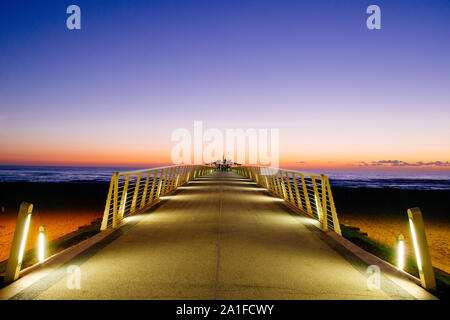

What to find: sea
left=0, top=166, right=449, bottom=190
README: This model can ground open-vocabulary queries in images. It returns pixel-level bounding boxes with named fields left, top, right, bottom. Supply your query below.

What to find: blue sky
left=0, top=0, right=449, bottom=168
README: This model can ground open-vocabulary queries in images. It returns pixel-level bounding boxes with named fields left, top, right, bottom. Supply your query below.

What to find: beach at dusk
left=0, top=0, right=448, bottom=305
left=0, top=167, right=448, bottom=275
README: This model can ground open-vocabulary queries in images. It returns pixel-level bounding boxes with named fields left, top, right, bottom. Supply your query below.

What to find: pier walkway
left=1, top=171, right=435, bottom=299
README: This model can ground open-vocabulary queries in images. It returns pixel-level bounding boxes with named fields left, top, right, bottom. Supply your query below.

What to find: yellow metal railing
left=101, top=165, right=213, bottom=230
left=233, top=166, right=341, bottom=235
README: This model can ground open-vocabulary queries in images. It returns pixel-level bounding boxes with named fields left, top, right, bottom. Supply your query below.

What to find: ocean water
left=0, top=166, right=449, bottom=190
left=0, top=166, right=138, bottom=184
left=303, top=170, right=450, bottom=190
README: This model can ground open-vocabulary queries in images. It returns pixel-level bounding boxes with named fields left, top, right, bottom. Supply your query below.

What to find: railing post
left=101, top=173, right=117, bottom=230
left=112, top=174, right=119, bottom=228
left=4, top=202, right=33, bottom=285
left=186, top=168, right=191, bottom=183
left=172, top=167, right=178, bottom=189
left=321, top=175, right=328, bottom=231
left=118, top=174, right=130, bottom=219
left=275, top=170, right=282, bottom=197
left=173, top=166, right=182, bottom=189
left=285, top=171, right=294, bottom=204
left=326, top=176, right=341, bottom=235
left=168, top=167, right=176, bottom=191
left=177, top=166, right=182, bottom=185
left=292, top=172, right=303, bottom=210
left=265, top=168, right=271, bottom=190
left=130, top=172, right=142, bottom=214
left=259, top=167, right=265, bottom=188
left=311, top=177, right=322, bottom=222
left=276, top=170, right=286, bottom=199
left=269, top=168, right=277, bottom=194
left=407, top=207, right=436, bottom=291
left=300, top=174, right=313, bottom=216
left=165, top=167, right=173, bottom=193
left=182, top=166, right=188, bottom=184
left=269, top=168, right=277, bottom=192
left=165, top=167, right=172, bottom=193
left=140, top=171, right=151, bottom=209
left=149, top=169, right=159, bottom=203
left=160, top=168, right=169, bottom=196
left=261, top=167, right=268, bottom=189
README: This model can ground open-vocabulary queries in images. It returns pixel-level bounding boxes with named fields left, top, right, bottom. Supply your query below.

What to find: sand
left=0, top=182, right=107, bottom=262
left=333, top=187, right=450, bottom=274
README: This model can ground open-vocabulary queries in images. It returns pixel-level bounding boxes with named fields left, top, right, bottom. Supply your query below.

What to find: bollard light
left=397, top=233, right=405, bottom=271
left=408, top=218, right=422, bottom=270
left=38, top=226, right=46, bottom=263
left=18, top=213, right=32, bottom=264
left=407, top=207, right=436, bottom=291
left=5, top=202, right=34, bottom=285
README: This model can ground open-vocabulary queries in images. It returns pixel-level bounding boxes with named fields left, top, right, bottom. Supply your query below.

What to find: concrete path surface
left=2, top=172, right=435, bottom=299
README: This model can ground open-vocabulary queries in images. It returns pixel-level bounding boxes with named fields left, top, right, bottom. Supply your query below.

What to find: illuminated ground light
left=409, top=218, right=422, bottom=271
left=397, top=233, right=405, bottom=271
left=38, top=226, right=46, bottom=263
left=18, top=213, right=32, bottom=265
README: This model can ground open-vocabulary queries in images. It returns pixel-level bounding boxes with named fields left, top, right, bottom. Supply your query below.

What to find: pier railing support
left=407, top=207, right=436, bottom=291
left=4, top=202, right=34, bottom=285
left=233, top=166, right=341, bottom=235
left=101, top=165, right=213, bottom=230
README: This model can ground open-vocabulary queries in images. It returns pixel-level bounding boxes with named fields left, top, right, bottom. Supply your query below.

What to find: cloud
left=296, top=161, right=305, bottom=164
left=367, top=160, right=450, bottom=167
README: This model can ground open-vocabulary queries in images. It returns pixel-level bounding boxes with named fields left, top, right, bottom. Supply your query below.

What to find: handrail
left=233, top=166, right=342, bottom=235
left=101, top=165, right=214, bottom=230
left=110, top=164, right=183, bottom=175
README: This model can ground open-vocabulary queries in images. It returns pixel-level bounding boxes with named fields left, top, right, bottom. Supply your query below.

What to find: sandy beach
left=333, top=187, right=450, bottom=274
left=0, top=182, right=108, bottom=262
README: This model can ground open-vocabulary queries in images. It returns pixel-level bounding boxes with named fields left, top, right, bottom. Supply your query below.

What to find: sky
left=0, top=0, right=449, bottom=170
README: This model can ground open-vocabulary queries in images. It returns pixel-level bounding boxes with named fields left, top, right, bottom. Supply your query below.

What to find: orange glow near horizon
left=1, top=148, right=449, bottom=172
left=0, top=122, right=448, bottom=171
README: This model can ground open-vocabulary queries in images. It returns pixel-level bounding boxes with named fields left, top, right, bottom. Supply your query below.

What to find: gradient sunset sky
left=0, top=0, right=449, bottom=170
